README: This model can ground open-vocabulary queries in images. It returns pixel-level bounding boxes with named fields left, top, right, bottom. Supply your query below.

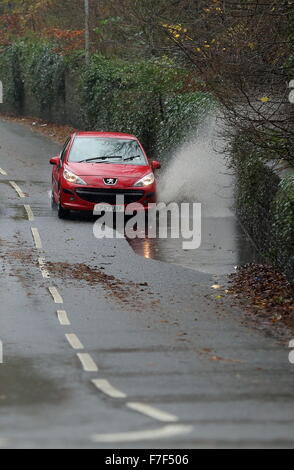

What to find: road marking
left=0, top=168, right=7, bottom=176
left=9, top=181, right=26, bottom=198
left=66, top=334, right=84, bottom=350
left=126, top=402, right=179, bottom=423
left=48, top=287, right=63, bottom=304
left=38, top=257, right=50, bottom=279
left=92, top=379, right=127, bottom=399
left=57, top=310, right=70, bottom=326
left=24, top=204, right=35, bottom=221
left=77, top=353, right=98, bottom=372
left=31, top=228, right=43, bottom=250
left=91, top=424, right=194, bottom=443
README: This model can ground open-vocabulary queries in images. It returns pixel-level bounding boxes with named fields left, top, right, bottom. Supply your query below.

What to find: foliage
left=82, top=54, right=206, bottom=154
left=157, top=92, right=215, bottom=155
left=232, top=133, right=294, bottom=280
left=272, top=176, right=294, bottom=280
left=26, top=42, right=66, bottom=108
left=0, top=42, right=25, bottom=110
left=0, top=38, right=211, bottom=155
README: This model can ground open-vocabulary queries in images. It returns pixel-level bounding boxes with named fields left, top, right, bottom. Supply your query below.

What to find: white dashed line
left=77, top=353, right=98, bottom=372
left=57, top=310, right=71, bottom=326
left=66, top=334, right=84, bottom=350
left=48, top=287, right=63, bottom=304
left=38, top=257, right=50, bottom=279
left=92, top=379, right=127, bottom=399
left=9, top=181, right=26, bottom=198
left=24, top=204, right=35, bottom=221
left=0, top=168, right=7, bottom=176
left=91, top=424, right=194, bottom=443
left=31, top=228, right=43, bottom=249
left=126, top=402, right=179, bottom=423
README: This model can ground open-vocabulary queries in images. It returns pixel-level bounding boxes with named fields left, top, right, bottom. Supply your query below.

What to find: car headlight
left=63, top=168, right=87, bottom=185
left=133, top=173, right=155, bottom=187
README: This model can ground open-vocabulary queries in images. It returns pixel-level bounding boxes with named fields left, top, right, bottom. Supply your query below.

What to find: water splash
left=158, top=115, right=234, bottom=218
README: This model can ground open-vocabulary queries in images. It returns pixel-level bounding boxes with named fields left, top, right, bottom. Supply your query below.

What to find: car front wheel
left=57, top=191, right=69, bottom=219
left=58, top=202, right=69, bottom=219
left=51, top=191, right=57, bottom=209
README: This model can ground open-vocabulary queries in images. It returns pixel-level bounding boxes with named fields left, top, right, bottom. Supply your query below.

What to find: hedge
left=232, top=135, right=294, bottom=281
left=0, top=40, right=214, bottom=156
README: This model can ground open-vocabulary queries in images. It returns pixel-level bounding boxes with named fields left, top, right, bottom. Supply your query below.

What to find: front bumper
left=60, top=182, right=157, bottom=212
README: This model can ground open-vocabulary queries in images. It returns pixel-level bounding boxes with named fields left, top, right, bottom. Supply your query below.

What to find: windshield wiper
left=78, top=156, right=123, bottom=163
left=123, top=155, right=141, bottom=161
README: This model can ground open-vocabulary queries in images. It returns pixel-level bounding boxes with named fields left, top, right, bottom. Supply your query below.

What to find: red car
left=50, top=132, right=161, bottom=219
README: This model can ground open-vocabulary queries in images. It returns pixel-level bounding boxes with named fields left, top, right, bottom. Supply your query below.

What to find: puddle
left=127, top=215, right=263, bottom=275
left=128, top=117, right=264, bottom=275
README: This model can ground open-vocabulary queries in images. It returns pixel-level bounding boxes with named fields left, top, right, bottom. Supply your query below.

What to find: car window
left=60, top=137, right=71, bottom=162
left=68, top=137, right=147, bottom=165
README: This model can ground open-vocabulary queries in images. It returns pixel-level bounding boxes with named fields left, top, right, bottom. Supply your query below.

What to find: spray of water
left=158, top=115, right=234, bottom=218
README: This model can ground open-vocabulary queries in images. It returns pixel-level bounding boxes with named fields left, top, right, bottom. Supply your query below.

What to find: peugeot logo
left=104, top=178, right=117, bottom=186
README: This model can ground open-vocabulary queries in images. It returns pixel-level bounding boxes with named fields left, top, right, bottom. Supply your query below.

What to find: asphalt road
left=0, top=118, right=294, bottom=449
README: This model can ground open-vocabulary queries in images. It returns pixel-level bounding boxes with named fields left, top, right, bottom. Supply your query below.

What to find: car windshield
left=68, top=137, right=147, bottom=165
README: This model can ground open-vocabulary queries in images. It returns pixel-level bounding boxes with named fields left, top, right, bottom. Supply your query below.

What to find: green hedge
left=82, top=54, right=214, bottom=155
left=0, top=41, right=214, bottom=156
left=0, top=41, right=66, bottom=110
left=272, top=176, right=294, bottom=280
left=232, top=135, right=294, bottom=281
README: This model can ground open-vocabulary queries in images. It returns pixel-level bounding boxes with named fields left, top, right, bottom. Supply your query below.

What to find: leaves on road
left=228, top=264, right=294, bottom=329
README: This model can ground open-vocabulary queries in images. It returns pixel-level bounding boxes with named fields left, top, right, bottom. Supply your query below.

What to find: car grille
left=75, top=188, right=145, bottom=204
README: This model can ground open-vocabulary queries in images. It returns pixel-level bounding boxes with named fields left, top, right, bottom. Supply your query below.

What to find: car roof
left=75, top=131, right=137, bottom=140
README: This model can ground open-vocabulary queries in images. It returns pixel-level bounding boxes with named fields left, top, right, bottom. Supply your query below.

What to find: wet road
left=129, top=121, right=263, bottom=274
left=0, top=118, right=294, bottom=449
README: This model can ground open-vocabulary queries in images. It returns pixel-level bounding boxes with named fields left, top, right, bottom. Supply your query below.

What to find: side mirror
left=151, top=160, right=161, bottom=170
left=50, top=156, right=61, bottom=166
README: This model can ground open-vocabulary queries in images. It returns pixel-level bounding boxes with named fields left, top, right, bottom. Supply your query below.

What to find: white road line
left=38, top=257, right=50, bottom=279
left=9, top=181, right=26, bottom=198
left=0, top=168, right=7, bottom=176
left=48, top=287, right=63, bottom=304
left=24, top=204, right=35, bottom=221
left=31, top=228, right=43, bottom=250
left=77, top=353, right=98, bottom=372
left=126, top=402, right=179, bottom=423
left=57, top=310, right=71, bottom=326
left=65, top=334, right=84, bottom=350
left=91, top=424, right=194, bottom=443
left=92, top=379, right=127, bottom=399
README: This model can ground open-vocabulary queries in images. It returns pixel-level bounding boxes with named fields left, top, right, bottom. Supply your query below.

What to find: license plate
left=94, top=204, right=125, bottom=213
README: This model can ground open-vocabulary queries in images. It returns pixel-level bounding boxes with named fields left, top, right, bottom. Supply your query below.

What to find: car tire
left=57, top=201, right=69, bottom=219
left=51, top=191, right=57, bottom=209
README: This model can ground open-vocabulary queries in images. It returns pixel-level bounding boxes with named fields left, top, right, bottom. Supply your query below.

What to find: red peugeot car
left=50, top=132, right=161, bottom=219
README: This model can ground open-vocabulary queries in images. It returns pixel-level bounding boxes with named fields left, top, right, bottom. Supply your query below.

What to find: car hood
left=67, top=162, right=151, bottom=178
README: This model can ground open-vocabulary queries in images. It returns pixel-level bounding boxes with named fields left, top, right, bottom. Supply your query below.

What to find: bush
left=157, top=92, right=215, bottom=155
left=232, top=133, right=294, bottom=280
left=0, top=40, right=213, bottom=156
left=0, top=42, right=25, bottom=111
left=26, top=43, right=66, bottom=108
left=82, top=55, right=193, bottom=154
left=272, top=176, right=294, bottom=281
